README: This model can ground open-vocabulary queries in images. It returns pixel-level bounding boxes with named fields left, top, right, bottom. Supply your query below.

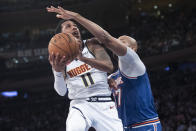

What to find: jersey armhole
left=85, top=40, right=96, bottom=57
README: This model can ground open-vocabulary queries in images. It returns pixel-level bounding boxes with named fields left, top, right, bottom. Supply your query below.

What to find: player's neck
left=81, top=41, right=85, bottom=50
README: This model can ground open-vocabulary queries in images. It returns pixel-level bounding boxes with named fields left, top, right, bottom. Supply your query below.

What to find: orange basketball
left=48, top=33, right=80, bottom=62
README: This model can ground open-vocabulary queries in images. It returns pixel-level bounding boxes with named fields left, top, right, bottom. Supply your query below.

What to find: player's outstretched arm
left=46, top=6, right=127, bottom=56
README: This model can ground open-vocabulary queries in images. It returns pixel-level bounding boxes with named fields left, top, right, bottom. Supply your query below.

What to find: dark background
left=0, top=0, right=196, bottom=130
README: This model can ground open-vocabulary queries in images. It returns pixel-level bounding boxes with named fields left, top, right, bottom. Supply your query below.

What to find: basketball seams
left=59, top=33, right=74, bottom=60
left=53, top=33, right=71, bottom=59
left=50, top=42, right=64, bottom=52
left=63, top=33, right=78, bottom=59
left=48, top=33, right=79, bottom=62
left=49, top=42, right=69, bottom=57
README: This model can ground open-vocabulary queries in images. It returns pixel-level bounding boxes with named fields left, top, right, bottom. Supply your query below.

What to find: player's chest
left=66, top=47, right=94, bottom=77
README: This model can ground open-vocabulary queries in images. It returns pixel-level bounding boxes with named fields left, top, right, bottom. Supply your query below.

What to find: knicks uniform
left=53, top=41, right=123, bottom=131
left=109, top=47, right=162, bottom=131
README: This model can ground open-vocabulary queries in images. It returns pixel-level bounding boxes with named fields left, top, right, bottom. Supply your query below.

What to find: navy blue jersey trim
left=85, top=41, right=95, bottom=58
left=72, top=106, right=86, bottom=119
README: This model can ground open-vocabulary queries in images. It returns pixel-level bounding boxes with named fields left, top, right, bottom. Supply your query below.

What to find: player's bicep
left=94, top=46, right=112, bottom=63
left=119, top=47, right=145, bottom=77
left=87, top=38, right=113, bottom=66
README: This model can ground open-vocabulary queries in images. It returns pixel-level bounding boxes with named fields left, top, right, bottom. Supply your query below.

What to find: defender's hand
left=108, top=78, right=118, bottom=90
left=46, top=6, right=78, bottom=20
left=48, top=52, right=67, bottom=72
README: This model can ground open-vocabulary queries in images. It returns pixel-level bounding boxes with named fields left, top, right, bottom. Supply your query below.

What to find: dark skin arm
left=46, top=6, right=127, bottom=56
left=47, top=7, right=114, bottom=73
left=78, top=38, right=114, bottom=73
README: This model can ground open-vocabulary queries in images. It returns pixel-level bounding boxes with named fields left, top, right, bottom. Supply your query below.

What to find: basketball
left=48, top=33, right=80, bottom=62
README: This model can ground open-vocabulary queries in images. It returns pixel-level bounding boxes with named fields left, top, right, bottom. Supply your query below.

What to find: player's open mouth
left=72, top=31, right=79, bottom=38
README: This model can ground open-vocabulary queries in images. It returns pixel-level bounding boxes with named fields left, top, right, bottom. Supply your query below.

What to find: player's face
left=61, top=20, right=81, bottom=40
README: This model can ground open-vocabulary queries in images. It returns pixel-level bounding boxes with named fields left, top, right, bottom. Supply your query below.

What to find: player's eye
left=66, top=24, right=71, bottom=28
left=73, top=24, right=77, bottom=27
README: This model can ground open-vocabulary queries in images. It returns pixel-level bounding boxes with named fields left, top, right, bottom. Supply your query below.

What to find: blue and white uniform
left=109, top=47, right=162, bottom=131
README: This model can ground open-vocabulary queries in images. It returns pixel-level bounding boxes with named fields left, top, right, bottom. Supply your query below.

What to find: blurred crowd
left=0, top=9, right=196, bottom=58
left=0, top=29, right=52, bottom=52
left=0, top=0, right=92, bottom=12
left=0, top=92, right=69, bottom=131
left=128, top=9, right=196, bottom=57
left=150, top=65, right=196, bottom=131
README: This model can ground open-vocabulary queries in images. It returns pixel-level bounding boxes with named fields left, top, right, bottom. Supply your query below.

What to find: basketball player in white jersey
left=47, top=6, right=162, bottom=131
left=47, top=7, right=123, bottom=131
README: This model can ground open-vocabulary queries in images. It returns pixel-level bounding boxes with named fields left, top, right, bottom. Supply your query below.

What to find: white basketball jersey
left=65, top=42, right=111, bottom=99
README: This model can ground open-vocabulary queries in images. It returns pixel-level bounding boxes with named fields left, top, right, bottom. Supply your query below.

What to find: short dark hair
left=55, top=20, right=66, bottom=34
left=55, top=19, right=83, bottom=34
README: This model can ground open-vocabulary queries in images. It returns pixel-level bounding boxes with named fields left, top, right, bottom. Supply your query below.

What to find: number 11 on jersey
left=81, top=73, right=94, bottom=87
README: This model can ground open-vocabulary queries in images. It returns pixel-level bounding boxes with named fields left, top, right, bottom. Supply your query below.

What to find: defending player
left=46, top=6, right=162, bottom=131
left=47, top=7, right=123, bottom=131
left=107, top=35, right=162, bottom=131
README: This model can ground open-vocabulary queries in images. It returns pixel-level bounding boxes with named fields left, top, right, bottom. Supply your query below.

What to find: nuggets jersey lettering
left=66, top=42, right=111, bottom=99
left=110, top=70, right=158, bottom=127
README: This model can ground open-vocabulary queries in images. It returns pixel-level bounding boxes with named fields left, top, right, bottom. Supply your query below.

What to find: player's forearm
left=80, top=57, right=114, bottom=73
left=74, top=14, right=113, bottom=45
left=74, top=14, right=127, bottom=56
left=53, top=69, right=67, bottom=96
